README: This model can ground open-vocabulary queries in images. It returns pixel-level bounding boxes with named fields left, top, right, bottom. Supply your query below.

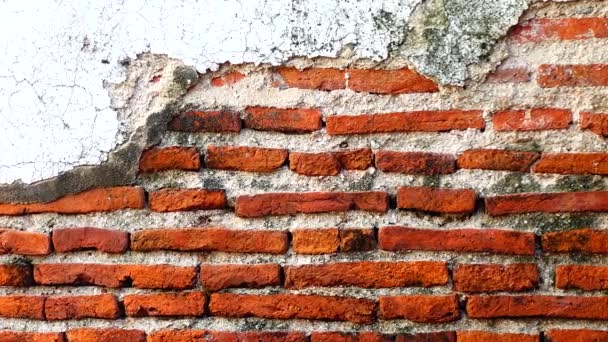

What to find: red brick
left=538, top=64, right=608, bottom=88
left=0, top=263, right=33, bottom=286
left=139, top=147, right=200, bottom=173
left=532, top=153, right=608, bottom=175
left=52, top=227, right=128, bottom=254
left=311, top=332, right=392, bottom=342
left=124, top=291, right=205, bottom=317
left=206, top=145, right=287, bottom=172
left=546, top=329, right=608, bottom=342
left=493, top=108, right=571, bottom=131
left=453, top=264, right=538, bottom=293
left=45, top=294, right=120, bottom=320
left=289, top=152, right=341, bottom=176
left=168, top=111, right=241, bottom=133
left=0, top=331, right=64, bottom=342
left=339, top=228, right=376, bottom=252
left=212, top=331, right=306, bottom=342
left=244, top=106, right=322, bottom=133
left=285, top=261, right=448, bottom=289
left=149, top=188, right=226, bottom=212
left=395, top=332, right=456, bottom=342
left=0, top=230, right=50, bottom=256
left=274, top=67, right=345, bottom=91
left=457, top=331, right=539, bottom=342
left=211, top=71, right=245, bottom=87
left=34, top=263, right=196, bottom=289
left=467, top=295, right=608, bottom=320
left=379, top=294, right=460, bottom=323
left=200, top=264, right=281, bottom=291
left=131, top=228, right=288, bottom=254
left=292, top=228, right=339, bottom=254
left=379, top=226, right=535, bottom=256
left=235, top=191, right=389, bottom=217
left=457, top=149, right=539, bottom=172
left=0, top=295, right=45, bottom=319
left=581, top=112, right=608, bottom=137
left=66, top=329, right=145, bottom=342
left=397, top=187, right=476, bottom=215
left=542, top=228, right=608, bottom=254
left=0, top=187, right=144, bottom=216
left=512, top=18, right=608, bottom=42
left=348, top=68, right=438, bottom=94
left=334, top=148, right=374, bottom=170
left=375, top=151, right=456, bottom=175
left=486, top=191, right=608, bottom=216
left=326, top=110, right=484, bottom=135
left=485, top=67, right=530, bottom=83
left=555, top=265, right=608, bottom=291
left=210, top=293, right=375, bottom=324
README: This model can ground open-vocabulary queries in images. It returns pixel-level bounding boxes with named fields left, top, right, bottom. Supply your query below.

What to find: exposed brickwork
left=492, top=108, right=572, bottom=131
left=347, top=68, right=439, bottom=94
left=44, top=294, right=120, bottom=320
left=457, top=331, right=539, bottom=342
left=512, top=18, right=608, bottom=42
left=538, top=64, right=608, bottom=88
left=66, top=329, right=146, bottom=342
left=375, top=151, right=456, bottom=175
left=51, top=227, right=128, bottom=254
left=168, top=110, right=241, bottom=132
left=486, top=191, right=608, bottom=215
left=0, top=263, right=33, bottom=286
left=200, top=264, right=281, bottom=291
left=138, top=146, right=200, bottom=172
left=244, top=107, right=322, bottom=133
left=123, top=291, right=206, bottom=317
left=532, top=153, right=608, bottom=175
left=210, top=71, right=245, bottom=87
left=555, top=265, right=608, bottom=291
left=206, top=145, right=288, bottom=172
left=581, top=112, right=608, bottom=137
left=457, top=149, right=539, bottom=172
left=379, top=294, right=460, bottom=323
left=453, top=263, right=539, bottom=293
left=292, top=228, right=340, bottom=254
left=396, top=187, right=476, bottom=215
left=0, top=229, right=51, bottom=256
left=542, top=228, right=608, bottom=254
left=148, top=188, right=226, bottom=212
left=274, top=67, right=345, bottom=90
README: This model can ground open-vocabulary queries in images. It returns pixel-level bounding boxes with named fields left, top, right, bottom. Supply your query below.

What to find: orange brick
left=124, top=291, right=206, bottom=317
left=292, top=228, right=339, bottom=254
left=532, top=153, right=608, bottom=175
left=538, top=64, right=608, bottom=88
left=334, top=148, right=374, bottom=170
left=512, top=18, right=608, bottom=42
left=379, top=294, right=460, bottom=323
left=457, top=331, right=539, bottom=342
left=457, top=149, right=539, bottom=172
left=66, top=329, right=145, bottom=342
left=339, top=228, right=376, bottom=252
left=542, top=228, right=608, bottom=254
left=244, top=107, right=322, bottom=133
left=311, top=332, right=392, bottom=342
left=453, top=264, right=538, bottom=293
left=200, top=264, right=281, bottom=291
left=397, top=187, right=476, bottom=215
left=0, top=187, right=144, bottom=216
left=206, top=145, right=287, bottom=172
left=493, top=108, right=571, bottom=131
left=395, top=332, right=456, bottom=342
left=45, top=294, right=120, bottom=320
left=486, top=191, right=608, bottom=216
left=348, top=68, right=438, bottom=94
left=556, top=265, right=608, bottom=291
left=0, top=230, right=50, bottom=256
left=0, top=295, right=45, bottom=319
left=546, top=329, right=608, bottom=342
left=139, top=146, right=200, bottom=172
left=167, top=110, right=241, bottom=133
left=375, top=151, right=456, bottom=175
left=274, top=67, right=345, bottom=91
left=149, top=188, right=226, bottom=212
left=0, top=331, right=65, bottom=342
left=0, top=263, right=33, bottom=286
left=485, top=67, right=530, bottom=83
left=211, top=71, right=245, bottom=87
left=52, top=227, right=128, bottom=254
left=581, top=112, right=608, bottom=137
left=289, top=152, right=341, bottom=176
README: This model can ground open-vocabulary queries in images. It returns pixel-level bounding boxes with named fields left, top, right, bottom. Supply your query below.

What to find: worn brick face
left=457, top=149, right=539, bottom=172
left=289, top=152, right=341, bottom=176
left=581, top=112, right=608, bottom=137
left=512, top=18, right=608, bottom=42
left=492, top=108, right=572, bottom=131
left=486, top=191, right=608, bottom=216
left=457, top=331, right=539, bottom=342
left=375, top=151, right=456, bottom=175
left=244, top=106, right=322, bottom=133
left=124, top=291, right=206, bottom=317
left=168, top=111, right=241, bottom=133
left=347, top=68, right=439, bottom=94
left=379, top=294, right=460, bottom=323
left=453, top=264, right=539, bottom=293
left=292, top=228, right=340, bottom=254
left=538, top=64, right=608, bottom=88
left=52, top=227, right=128, bottom=254
left=555, top=265, right=608, bottom=291
left=149, top=188, right=226, bottom=212
left=542, top=228, right=608, bottom=254
left=211, top=71, right=245, bottom=87
left=0, top=295, right=45, bottom=319
left=66, top=329, right=146, bottom=342
left=0, top=229, right=51, bottom=256
left=45, top=294, right=120, bottom=320
left=274, top=67, right=346, bottom=90
left=206, top=145, right=288, bottom=172
left=139, top=146, right=200, bottom=172
left=396, top=187, right=476, bottom=215
left=200, top=264, right=281, bottom=291
left=532, top=153, right=608, bottom=175
left=0, top=331, right=65, bottom=342
left=546, top=329, right=608, bottom=342
left=0, top=263, right=33, bottom=286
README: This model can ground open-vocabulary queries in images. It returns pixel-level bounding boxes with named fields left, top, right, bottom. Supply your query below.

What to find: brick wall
left=1, top=1, right=608, bottom=341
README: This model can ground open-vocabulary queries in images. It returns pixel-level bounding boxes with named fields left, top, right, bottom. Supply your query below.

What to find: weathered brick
left=379, top=294, right=460, bottom=323
left=244, top=106, right=322, bottom=133
left=467, top=295, right=608, bottom=320
left=546, top=329, right=608, bottom=342
left=532, top=153, right=608, bottom=175
left=542, top=228, right=608, bottom=254
left=379, top=226, right=535, bottom=256
left=45, top=294, right=120, bottom=320
left=0, top=295, right=45, bottom=319
left=581, top=112, right=608, bottom=137
left=285, top=261, right=448, bottom=289
left=326, top=110, right=484, bottom=135
left=200, top=264, right=281, bottom=291
left=396, top=187, right=476, bottom=215
left=492, top=108, right=571, bottom=131
left=453, top=264, right=538, bottom=293
left=0, top=263, right=33, bottom=286
left=555, top=265, right=608, bottom=291
left=124, top=291, right=206, bottom=317
left=375, top=151, right=456, bottom=175
left=131, top=228, right=288, bottom=254
left=149, top=188, right=226, bottom=212
left=209, top=293, right=375, bottom=324
left=457, top=149, right=539, bottom=172
left=292, top=228, right=339, bottom=254
left=485, top=67, right=530, bottom=83
left=149, top=330, right=306, bottom=342
left=334, top=148, right=374, bottom=170
left=167, top=111, right=241, bottom=133
left=235, top=191, right=389, bottom=217
left=34, top=263, right=197, bottom=289
left=0, top=187, right=144, bottom=216
left=512, top=18, right=608, bottom=42
left=339, top=228, right=376, bottom=252
left=206, top=145, right=287, bottom=172
left=289, top=152, right=341, bottom=176
left=457, top=331, right=539, bottom=342
left=311, top=332, right=392, bottom=342
left=139, top=147, right=200, bottom=172
left=210, top=71, right=245, bottom=87
left=395, top=332, right=456, bottom=342
left=274, top=67, right=345, bottom=91
left=347, top=68, right=438, bottom=94
left=0, top=230, right=51, bottom=256
left=538, top=64, right=608, bottom=88
left=0, top=331, right=64, bottom=342
left=52, top=227, right=128, bottom=254
left=66, top=329, right=146, bottom=342
left=486, top=191, right=608, bottom=216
